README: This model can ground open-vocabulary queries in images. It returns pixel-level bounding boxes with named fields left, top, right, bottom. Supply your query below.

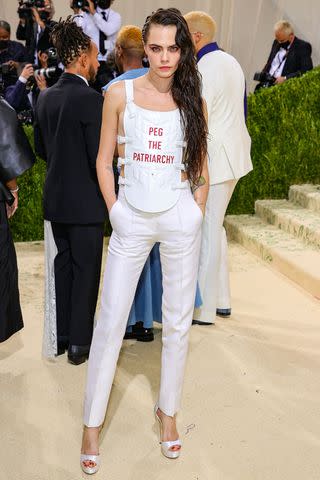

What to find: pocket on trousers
left=109, top=200, right=120, bottom=223
left=190, top=196, right=204, bottom=222
left=109, top=199, right=133, bottom=236
left=193, top=200, right=203, bottom=219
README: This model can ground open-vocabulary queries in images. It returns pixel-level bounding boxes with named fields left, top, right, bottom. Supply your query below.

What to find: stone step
left=289, top=184, right=320, bottom=213
left=224, top=214, right=320, bottom=299
left=255, top=199, right=320, bottom=249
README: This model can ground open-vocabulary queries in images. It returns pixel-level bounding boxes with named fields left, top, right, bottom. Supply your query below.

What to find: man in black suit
left=35, top=18, right=107, bottom=365
left=256, top=20, right=312, bottom=89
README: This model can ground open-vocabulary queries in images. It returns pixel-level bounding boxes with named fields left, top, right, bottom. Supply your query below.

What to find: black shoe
left=124, top=322, right=154, bottom=342
left=57, top=338, right=69, bottom=356
left=192, top=320, right=214, bottom=326
left=216, top=308, right=231, bottom=318
left=67, top=344, right=90, bottom=365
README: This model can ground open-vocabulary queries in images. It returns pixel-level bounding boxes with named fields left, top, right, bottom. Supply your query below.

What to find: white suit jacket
left=198, top=50, right=253, bottom=185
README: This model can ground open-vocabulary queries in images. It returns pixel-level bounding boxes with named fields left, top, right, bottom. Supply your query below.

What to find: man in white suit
left=185, top=11, right=253, bottom=325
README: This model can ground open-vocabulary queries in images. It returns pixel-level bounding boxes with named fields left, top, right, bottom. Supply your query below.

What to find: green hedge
left=10, top=67, right=320, bottom=241
left=228, top=66, right=320, bottom=214
left=10, top=126, right=46, bottom=241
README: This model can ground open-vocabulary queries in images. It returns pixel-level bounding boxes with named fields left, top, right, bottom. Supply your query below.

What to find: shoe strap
left=80, top=454, right=100, bottom=464
left=161, top=439, right=181, bottom=448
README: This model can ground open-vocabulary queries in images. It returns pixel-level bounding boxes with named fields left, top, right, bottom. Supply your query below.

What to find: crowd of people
left=0, top=1, right=315, bottom=476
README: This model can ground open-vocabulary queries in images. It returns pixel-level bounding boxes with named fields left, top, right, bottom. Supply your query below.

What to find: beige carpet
left=0, top=241, right=319, bottom=480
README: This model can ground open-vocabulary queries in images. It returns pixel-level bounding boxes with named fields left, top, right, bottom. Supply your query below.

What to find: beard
left=88, top=64, right=97, bottom=83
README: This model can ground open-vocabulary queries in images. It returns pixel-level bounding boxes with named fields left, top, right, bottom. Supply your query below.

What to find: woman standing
left=81, top=8, right=209, bottom=474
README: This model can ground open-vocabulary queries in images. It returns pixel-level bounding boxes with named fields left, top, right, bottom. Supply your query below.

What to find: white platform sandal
left=80, top=453, right=100, bottom=475
left=154, top=405, right=182, bottom=459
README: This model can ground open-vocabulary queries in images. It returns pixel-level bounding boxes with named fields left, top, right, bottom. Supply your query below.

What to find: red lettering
left=148, top=140, right=163, bottom=149
left=133, top=152, right=137, bottom=160
left=149, top=127, right=163, bottom=136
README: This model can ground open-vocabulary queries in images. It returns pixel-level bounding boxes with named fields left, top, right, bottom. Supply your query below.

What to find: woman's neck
left=145, top=69, right=173, bottom=94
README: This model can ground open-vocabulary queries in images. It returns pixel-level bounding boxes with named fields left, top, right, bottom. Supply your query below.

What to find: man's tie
left=99, top=11, right=108, bottom=56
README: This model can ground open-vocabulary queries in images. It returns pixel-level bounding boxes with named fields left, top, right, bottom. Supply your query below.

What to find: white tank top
left=117, top=79, right=188, bottom=213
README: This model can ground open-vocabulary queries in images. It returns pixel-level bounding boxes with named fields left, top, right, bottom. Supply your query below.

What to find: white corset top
left=117, top=79, right=188, bottom=213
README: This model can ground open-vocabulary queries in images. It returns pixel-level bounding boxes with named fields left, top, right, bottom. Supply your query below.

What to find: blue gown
left=126, top=243, right=202, bottom=330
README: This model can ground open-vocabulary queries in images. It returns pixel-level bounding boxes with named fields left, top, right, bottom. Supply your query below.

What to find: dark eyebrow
left=148, top=43, right=179, bottom=48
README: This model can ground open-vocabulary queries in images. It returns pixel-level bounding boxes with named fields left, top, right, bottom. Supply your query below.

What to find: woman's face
left=144, top=24, right=181, bottom=79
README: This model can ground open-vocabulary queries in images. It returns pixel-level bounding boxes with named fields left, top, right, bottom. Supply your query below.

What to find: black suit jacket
left=263, top=36, right=313, bottom=79
left=35, top=73, right=107, bottom=224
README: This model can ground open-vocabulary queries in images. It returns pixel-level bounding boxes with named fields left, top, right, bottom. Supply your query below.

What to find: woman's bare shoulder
left=105, top=81, right=126, bottom=106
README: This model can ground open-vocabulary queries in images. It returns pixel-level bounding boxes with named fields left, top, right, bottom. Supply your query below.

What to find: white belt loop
left=174, top=164, right=186, bottom=171
left=118, top=177, right=132, bottom=187
left=117, top=135, right=132, bottom=145
left=172, top=181, right=189, bottom=191
left=117, top=157, right=133, bottom=168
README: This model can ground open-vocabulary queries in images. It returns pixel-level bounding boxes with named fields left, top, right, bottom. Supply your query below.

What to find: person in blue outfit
left=103, top=25, right=156, bottom=341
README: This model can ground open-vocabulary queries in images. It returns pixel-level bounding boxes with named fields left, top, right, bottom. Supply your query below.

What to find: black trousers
left=51, top=222, right=104, bottom=347
left=0, top=201, right=23, bottom=342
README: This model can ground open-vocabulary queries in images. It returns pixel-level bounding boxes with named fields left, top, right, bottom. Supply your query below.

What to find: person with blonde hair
left=102, top=24, right=147, bottom=91
left=255, top=19, right=312, bottom=89
left=185, top=10, right=253, bottom=325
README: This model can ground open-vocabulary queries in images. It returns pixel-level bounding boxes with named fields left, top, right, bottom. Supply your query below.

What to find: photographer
left=254, top=20, right=313, bottom=91
left=4, top=63, right=35, bottom=112
left=16, top=0, right=56, bottom=65
left=0, top=20, right=28, bottom=73
left=73, top=0, right=121, bottom=91
left=70, top=0, right=85, bottom=26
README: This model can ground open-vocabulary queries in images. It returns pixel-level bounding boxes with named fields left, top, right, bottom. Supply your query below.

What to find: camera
left=0, top=63, right=19, bottom=89
left=71, top=0, right=111, bottom=9
left=253, top=71, right=275, bottom=88
left=17, top=0, right=47, bottom=20
left=0, top=63, right=11, bottom=76
left=71, top=0, right=89, bottom=8
left=34, top=65, right=63, bottom=79
left=34, top=48, right=63, bottom=79
left=17, top=109, right=34, bottom=125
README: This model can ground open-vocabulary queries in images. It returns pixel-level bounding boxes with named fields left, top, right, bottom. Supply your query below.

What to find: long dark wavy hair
left=142, top=8, right=208, bottom=186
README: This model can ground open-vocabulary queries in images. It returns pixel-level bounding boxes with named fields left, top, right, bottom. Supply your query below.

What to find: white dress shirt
left=73, top=7, right=121, bottom=61
left=269, top=47, right=288, bottom=78
left=75, top=74, right=89, bottom=86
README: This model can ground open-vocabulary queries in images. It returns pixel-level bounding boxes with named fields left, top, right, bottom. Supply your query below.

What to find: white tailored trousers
left=83, top=186, right=202, bottom=427
left=193, top=179, right=238, bottom=323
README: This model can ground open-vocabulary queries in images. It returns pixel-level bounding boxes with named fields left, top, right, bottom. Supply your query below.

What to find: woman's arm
left=193, top=100, right=209, bottom=215
left=96, top=84, right=122, bottom=212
